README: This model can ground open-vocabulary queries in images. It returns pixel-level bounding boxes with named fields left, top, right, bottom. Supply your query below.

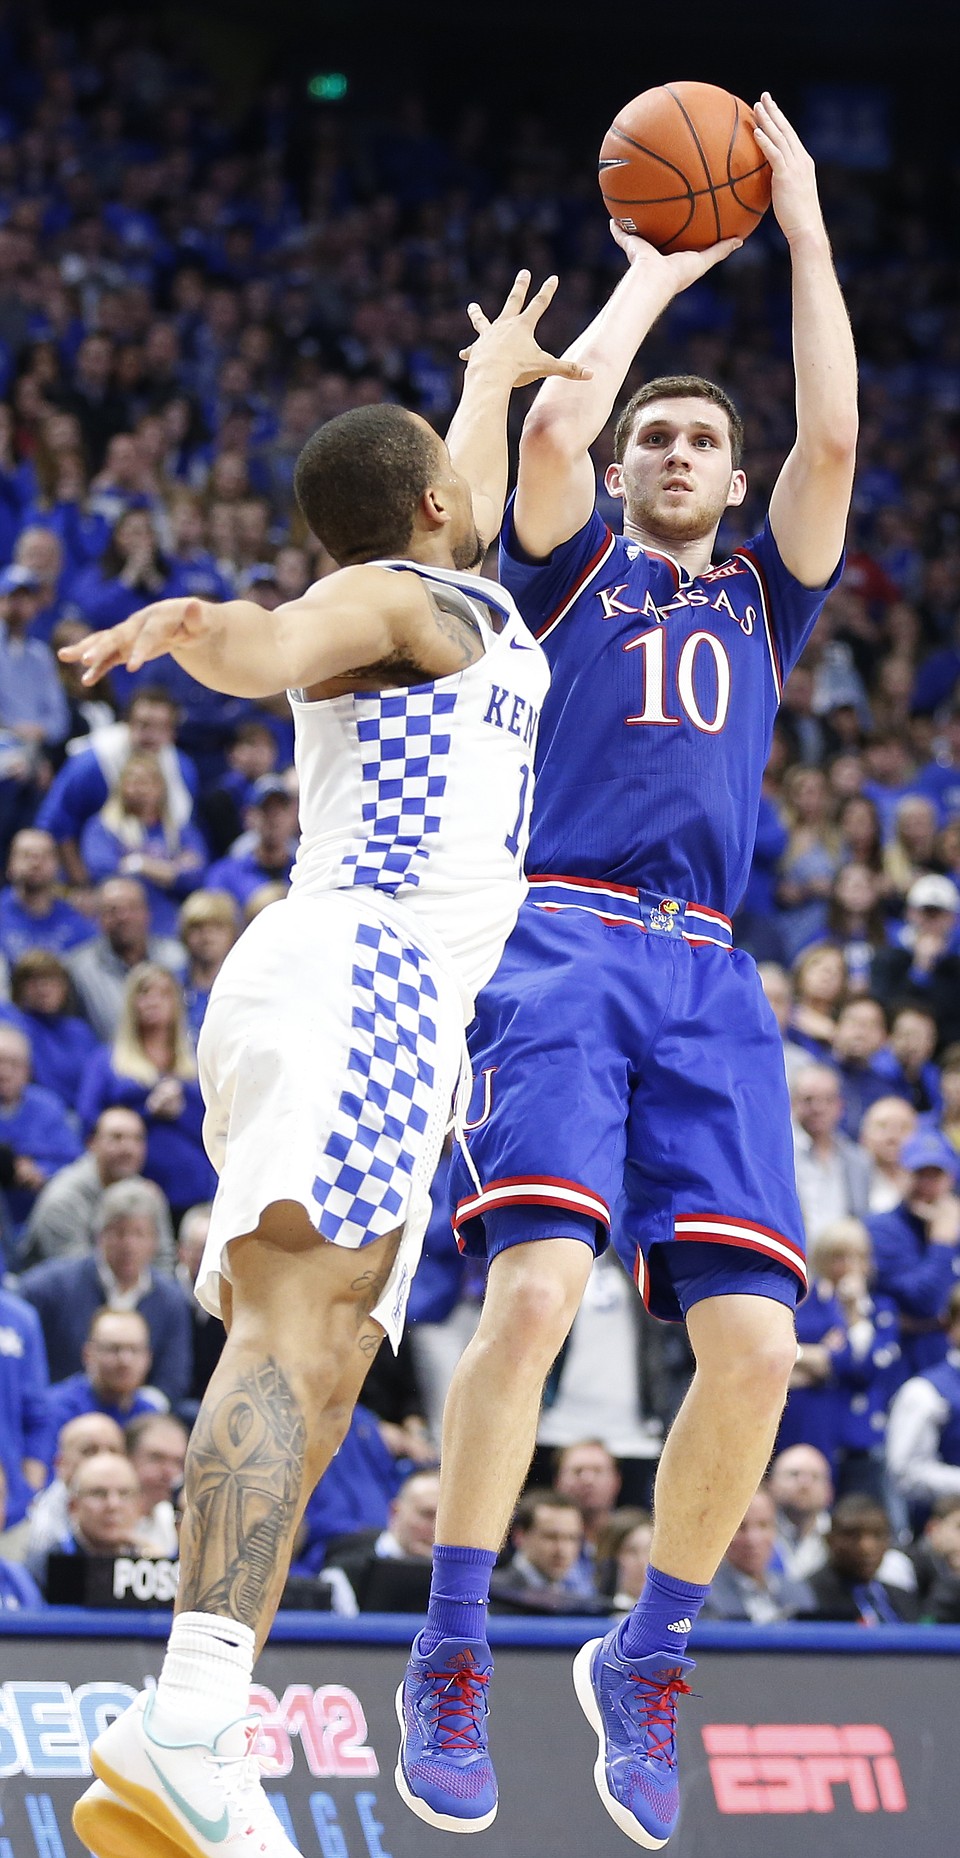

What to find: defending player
left=61, top=273, right=586, bottom=1858
left=397, top=96, right=858, bottom=1846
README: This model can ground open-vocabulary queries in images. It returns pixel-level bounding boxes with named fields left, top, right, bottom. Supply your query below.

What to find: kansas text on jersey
left=500, top=501, right=842, bottom=915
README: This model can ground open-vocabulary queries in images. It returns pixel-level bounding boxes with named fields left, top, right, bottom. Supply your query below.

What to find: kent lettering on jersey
left=503, top=502, right=839, bottom=914
left=482, top=678, right=540, bottom=747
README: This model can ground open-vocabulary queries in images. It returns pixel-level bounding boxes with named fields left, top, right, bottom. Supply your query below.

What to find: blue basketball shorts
left=450, top=883, right=806, bottom=1323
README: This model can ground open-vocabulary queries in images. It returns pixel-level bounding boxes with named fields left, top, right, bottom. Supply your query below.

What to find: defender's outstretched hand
left=58, top=596, right=207, bottom=686
left=458, top=270, right=592, bottom=387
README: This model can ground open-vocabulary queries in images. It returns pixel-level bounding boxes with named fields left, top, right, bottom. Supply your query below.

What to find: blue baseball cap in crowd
left=237, top=562, right=278, bottom=594
left=251, top=774, right=291, bottom=804
left=900, top=1130, right=957, bottom=1173
left=0, top=564, right=41, bottom=596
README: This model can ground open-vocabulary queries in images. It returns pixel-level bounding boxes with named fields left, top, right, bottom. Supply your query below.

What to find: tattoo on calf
left=179, top=1359, right=307, bottom=1627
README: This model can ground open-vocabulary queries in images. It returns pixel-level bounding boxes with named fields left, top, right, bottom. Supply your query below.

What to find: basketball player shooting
left=396, top=95, right=858, bottom=1848
left=59, top=272, right=588, bottom=1858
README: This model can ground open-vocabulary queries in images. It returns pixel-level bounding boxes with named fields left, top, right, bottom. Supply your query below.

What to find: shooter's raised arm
left=758, top=93, right=859, bottom=587
left=513, top=232, right=742, bottom=559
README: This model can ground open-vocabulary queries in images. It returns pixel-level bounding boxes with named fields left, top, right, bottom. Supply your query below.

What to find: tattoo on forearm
left=178, top=1359, right=306, bottom=1628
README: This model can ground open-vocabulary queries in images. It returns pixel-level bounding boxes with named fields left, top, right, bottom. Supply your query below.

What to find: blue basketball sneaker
left=394, top=1634, right=498, bottom=1833
left=572, top=1626, right=694, bottom=1848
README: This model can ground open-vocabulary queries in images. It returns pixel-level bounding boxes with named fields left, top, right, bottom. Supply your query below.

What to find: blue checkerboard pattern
left=341, top=686, right=457, bottom=892
left=312, top=919, right=440, bottom=1242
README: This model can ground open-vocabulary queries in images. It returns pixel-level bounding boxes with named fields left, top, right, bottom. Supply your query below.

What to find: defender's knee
left=220, top=1304, right=359, bottom=1415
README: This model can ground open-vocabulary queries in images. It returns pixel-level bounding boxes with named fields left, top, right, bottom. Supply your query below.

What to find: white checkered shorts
left=311, top=918, right=440, bottom=1239
left=196, top=893, right=462, bottom=1347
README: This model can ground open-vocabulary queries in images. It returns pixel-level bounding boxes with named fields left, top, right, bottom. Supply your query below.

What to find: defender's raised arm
left=446, top=269, right=591, bottom=550
left=60, top=271, right=587, bottom=699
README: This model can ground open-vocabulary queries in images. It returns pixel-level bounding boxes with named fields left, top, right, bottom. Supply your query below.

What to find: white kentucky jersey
left=288, top=560, right=549, bottom=1003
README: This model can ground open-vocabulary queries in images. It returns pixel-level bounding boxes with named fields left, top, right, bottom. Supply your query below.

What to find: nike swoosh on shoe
left=145, top=1752, right=230, bottom=1843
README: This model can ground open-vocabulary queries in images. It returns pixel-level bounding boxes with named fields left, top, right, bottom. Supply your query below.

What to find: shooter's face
left=609, top=396, right=745, bottom=544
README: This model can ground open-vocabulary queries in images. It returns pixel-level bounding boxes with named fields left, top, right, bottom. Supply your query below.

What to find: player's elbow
left=805, top=413, right=859, bottom=469
left=824, top=421, right=859, bottom=465
left=520, top=402, right=583, bottom=463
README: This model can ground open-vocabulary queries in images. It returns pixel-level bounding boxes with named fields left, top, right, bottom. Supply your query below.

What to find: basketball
left=599, top=81, right=772, bottom=254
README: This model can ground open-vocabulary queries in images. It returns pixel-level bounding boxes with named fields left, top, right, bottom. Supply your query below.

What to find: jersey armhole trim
left=733, top=545, right=782, bottom=701
left=534, top=529, right=617, bottom=643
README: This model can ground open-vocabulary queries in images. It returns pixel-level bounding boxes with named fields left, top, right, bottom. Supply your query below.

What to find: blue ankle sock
left=617, top=1564, right=709, bottom=1660
left=419, top=1544, right=497, bottom=1653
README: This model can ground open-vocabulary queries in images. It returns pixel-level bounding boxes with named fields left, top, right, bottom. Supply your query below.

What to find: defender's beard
left=452, top=524, right=484, bottom=572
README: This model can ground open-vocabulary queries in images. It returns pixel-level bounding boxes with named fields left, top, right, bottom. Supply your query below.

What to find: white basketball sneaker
left=73, top=1779, right=184, bottom=1858
left=78, top=1691, right=303, bottom=1858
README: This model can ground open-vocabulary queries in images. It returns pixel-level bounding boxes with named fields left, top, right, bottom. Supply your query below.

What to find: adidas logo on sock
left=666, top=1617, right=692, bottom=1633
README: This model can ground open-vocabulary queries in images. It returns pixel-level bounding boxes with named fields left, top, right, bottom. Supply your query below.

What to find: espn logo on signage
left=702, top=1724, right=907, bottom=1814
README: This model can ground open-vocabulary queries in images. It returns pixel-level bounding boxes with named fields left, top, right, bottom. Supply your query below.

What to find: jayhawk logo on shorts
left=650, top=897, right=681, bottom=934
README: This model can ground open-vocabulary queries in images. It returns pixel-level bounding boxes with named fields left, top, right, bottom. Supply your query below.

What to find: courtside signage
left=702, top=1723, right=907, bottom=1814
left=0, top=1681, right=377, bottom=1780
left=0, top=1638, right=950, bottom=1857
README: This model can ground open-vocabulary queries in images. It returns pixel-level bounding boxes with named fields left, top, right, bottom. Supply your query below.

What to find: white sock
left=151, top=1612, right=255, bottom=1737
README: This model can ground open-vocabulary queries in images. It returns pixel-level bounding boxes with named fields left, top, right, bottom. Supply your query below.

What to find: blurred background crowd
left=0, top=1, right=959, bottom=1626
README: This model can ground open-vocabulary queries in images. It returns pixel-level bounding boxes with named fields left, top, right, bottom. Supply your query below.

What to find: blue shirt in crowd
left=79, top=815, right=208, bottom=936
left=42, top=1370, right=165, bottom=1461
left=867, top=1203, right=960, bottom=1377
left=76, top=1053, right=216, bottom=1212
left=0, top=1287, right=50, bottom=1523
left=0, top=889, right=96, bottom=965
left=0, top=627, right=69, bottom=744
left=204, top=849, right=292, bottom=909
left=37, top=740, right=199, bottom=848
left=0, top=1084, right=81, bottom=1242
left=292, top=1405, right=406, bottom=1575
left=0, top=1002, right=103, bottom=1110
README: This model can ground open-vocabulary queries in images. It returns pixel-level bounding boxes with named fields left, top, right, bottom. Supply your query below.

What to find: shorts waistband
left=526, top=875, right=734, bottom=948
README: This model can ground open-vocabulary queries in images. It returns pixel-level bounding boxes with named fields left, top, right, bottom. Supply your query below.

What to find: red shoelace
left=425, top=1655, right=490, bottom=1752
left=626, top=1670, right=692, bottom=1765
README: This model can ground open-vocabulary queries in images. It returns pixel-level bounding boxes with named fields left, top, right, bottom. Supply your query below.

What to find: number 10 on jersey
left=624, top=627, right=731, bottom=733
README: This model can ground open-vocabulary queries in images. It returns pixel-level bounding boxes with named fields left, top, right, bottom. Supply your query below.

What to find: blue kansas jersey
left=500, top=500, right=842, bottom=915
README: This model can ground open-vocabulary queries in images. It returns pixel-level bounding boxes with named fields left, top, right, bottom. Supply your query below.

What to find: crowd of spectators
left=0, top=8, right=959, bottom=1619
